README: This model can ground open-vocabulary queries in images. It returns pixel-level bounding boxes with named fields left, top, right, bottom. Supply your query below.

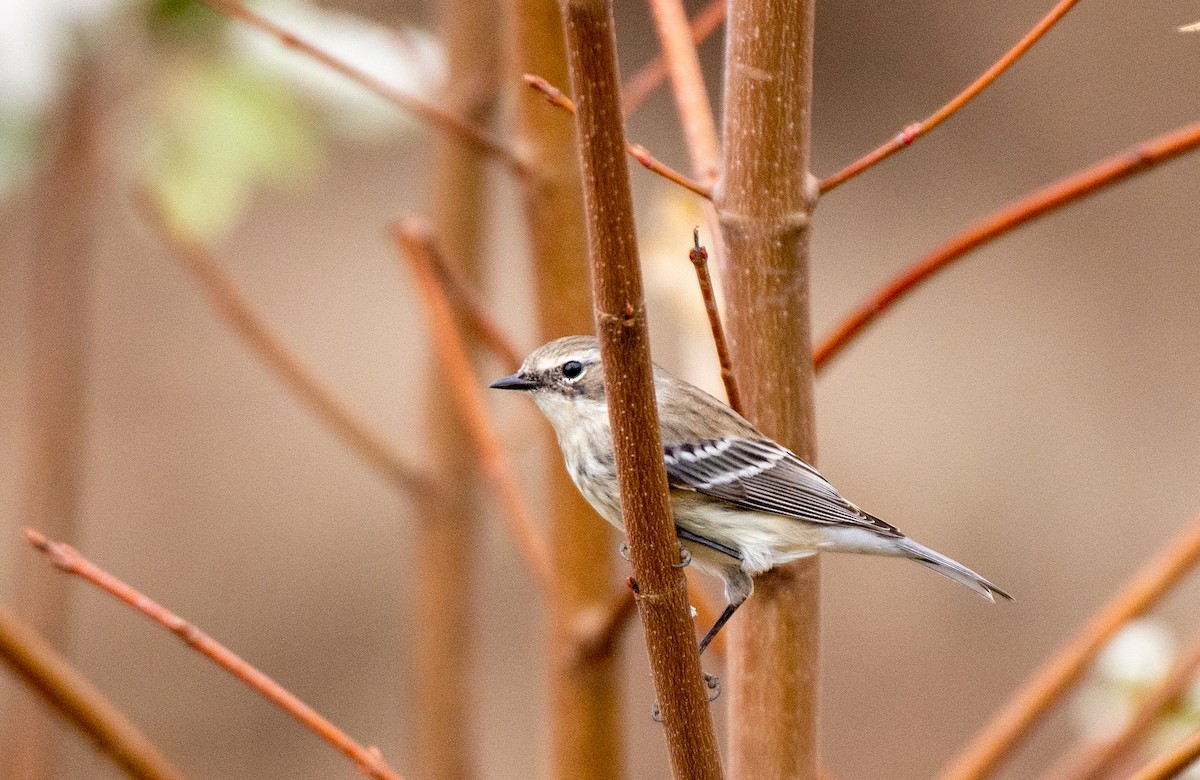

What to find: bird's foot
left=649, top=673, right=722, bottom=722
left=673, top=544, right=692, bottom=568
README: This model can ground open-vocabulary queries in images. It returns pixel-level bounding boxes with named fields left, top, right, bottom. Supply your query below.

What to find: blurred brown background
left=2, top=0, right=1200, bottom=777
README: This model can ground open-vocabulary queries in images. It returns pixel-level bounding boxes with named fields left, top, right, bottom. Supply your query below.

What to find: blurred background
left=2, top=0, right=1200, bottom=778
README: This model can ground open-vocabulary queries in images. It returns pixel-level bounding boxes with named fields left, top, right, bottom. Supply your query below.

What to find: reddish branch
left=1128, top=728, right=1200, bottom=780
left=818, top=0, right=1083, bottom=194
left=557, top=0, right=724, bottom=774
left=939, top=510, right=1200, bottom=780
left=423, top=246, right=524, bottom=371
left=0, top=605, right=188, bottom=780
left=815, top=120, right=1200, bottom=372
left=1050, top=634, right=1200, bottom=780
left=688, top=231, right=741, bottom=413
left=194, top=0, right=521, bottom=171
left=621, top=0, right=725, bottom=118
left=391, top=220, right=554, bottom=592
left=523, top=75, right=713, bottom=199
left=136, top=191, right=438, bottom=498
left=23, top=529, right=407, bottom=780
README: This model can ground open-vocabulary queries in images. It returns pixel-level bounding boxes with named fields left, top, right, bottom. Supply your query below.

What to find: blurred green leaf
left=143, top=56, right=322, bottom=238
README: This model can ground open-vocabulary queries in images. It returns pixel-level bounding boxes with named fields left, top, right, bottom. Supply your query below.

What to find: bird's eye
left=562, top=360, right=584, bottom=380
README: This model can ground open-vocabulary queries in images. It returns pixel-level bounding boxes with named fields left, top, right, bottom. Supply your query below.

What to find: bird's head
left=489, top=335, right=607, bottom=429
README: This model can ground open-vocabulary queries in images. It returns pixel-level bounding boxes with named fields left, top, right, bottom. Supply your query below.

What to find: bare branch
left=194, top=0, right=524, bottom=172
left=422, top=246, right=524, bottom=371
left=557, top=0, right=724, bottom=773
left=688, top=230, right=741, bottom=413
left=391, top=219, right=554, bottom=592
left=523, top=75, right=713, bottom=199
left=1046, top=633, right=1200, bottom=780
left=23, top=529, right=407, bottom=780
left=1127, top=727, right=1200, bottom=780
left=716, top=0, right=819, bottom=774
left=815, top=120, right=1200, bottom=373
left=621, top=0, right=724, bottom=118
left=819, top=0, right=1083, bottom=193
left=939, top=510, right=1200, bottom=780
left=0, top=605, right=189, bottom=780
left=135, top=190, right=439, bottom=499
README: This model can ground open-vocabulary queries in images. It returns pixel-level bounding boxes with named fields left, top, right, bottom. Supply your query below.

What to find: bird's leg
left=673, top=544, right=692, bottom=568
left=697, top=600, right=741, bottom=657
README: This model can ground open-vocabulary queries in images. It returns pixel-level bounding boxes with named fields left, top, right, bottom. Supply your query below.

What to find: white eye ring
left=562, top=360, right=584, bottom=381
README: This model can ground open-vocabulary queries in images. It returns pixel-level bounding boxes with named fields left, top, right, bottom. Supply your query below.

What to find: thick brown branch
left=1049, top=634, right=1200, bottom=780
left=1127, top=728, right=1200, bottom=780
left=621, top=0, right=724, bottom=118
left=939, top=510, right=1200, bottom=780
left=0, top=605, right=188, bottom=780
left=391, top=220, right=554, bottom=592
left=23, top=530, right=407, bottom=780
left=688, top=230, right=741, bottom=413
left=194, top=0, right=523, bottom=172
left=523, top=75, right=713, bottom=199
left=716, top=0, right=819, bottom=776
left=136, top=190, right=438, bottom=499
left=558, top=0, right=724, bottom=775
left=818, top=0, right=1083, bottom=194
left=815, top=120, right=1200, bottom=372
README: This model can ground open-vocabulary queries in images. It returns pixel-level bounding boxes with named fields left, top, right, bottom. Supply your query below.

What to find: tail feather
left=899, top=538, right=1013, bottom=603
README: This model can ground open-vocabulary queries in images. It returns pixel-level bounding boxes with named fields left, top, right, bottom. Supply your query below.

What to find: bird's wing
left=663, top=437, right=902, bottom=537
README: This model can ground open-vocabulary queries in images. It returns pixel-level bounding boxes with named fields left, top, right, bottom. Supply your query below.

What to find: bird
left=490, top=335, right=1011, bottom=655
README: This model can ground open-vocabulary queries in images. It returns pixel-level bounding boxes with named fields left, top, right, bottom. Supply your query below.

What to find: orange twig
left=938, top=510, right=1200, bottom=780
left=815, top=120, right=1200, bottom=373
left=23, top=529, right=406, bottom=780
left=421, top=246, right=525, bottom=371
left=195, top=0, right=522, bottom=172
left=688, top=229, right=741, bottom=413
left=391, top=219, right=554, bottom=592
left=818, top=0, right=1083, bottom=194
left=621, top=0, right=725, bottom=118
left=1128, top=727, right=1200, bottom=780
left=0, top=604, right=189, bottom=780
left=1050, top=634, right=1200, bottom=780
left=135, top=190, right=438, bottom=498
left=524, top=75, right=713, bottom=199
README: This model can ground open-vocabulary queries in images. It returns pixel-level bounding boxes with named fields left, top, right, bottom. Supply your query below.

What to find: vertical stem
left=415, top=0, right=498, bottom=776
left=2, top=62, right=101, bottom=780
left=558, top=0, right=723, bottom=777
left=715, top=0, right=819, bottom=778
left=510, top=0, right=623, bottom=776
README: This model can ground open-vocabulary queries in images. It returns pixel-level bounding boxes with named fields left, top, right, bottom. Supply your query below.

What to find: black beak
left=489, top=373, right=538, bottom=391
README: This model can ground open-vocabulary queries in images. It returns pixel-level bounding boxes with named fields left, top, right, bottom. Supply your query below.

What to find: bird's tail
left=898, top=538, right=1013, bottom=603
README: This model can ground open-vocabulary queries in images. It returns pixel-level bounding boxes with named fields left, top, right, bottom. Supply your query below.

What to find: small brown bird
left=492, top=335, right=1011, bottom=653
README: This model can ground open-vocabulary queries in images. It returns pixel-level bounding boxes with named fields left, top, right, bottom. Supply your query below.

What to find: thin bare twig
left=422, top=242, right=524, bottom=371
left=938, top=510, right=1200, bottom=780
left=23, top=529, right=407, bottom=780
left=135, top=189, right=438, bottom=499
left=644, top=0, right=720, bottom=183
left=523, top=75, right=714, bottom=199
left=1048, top=634, right=1200, bottom=780
left=621, top=0, right=724, bottom=118
left=819, top=0, right=1083, bottom=194
left=195, top=0, right=523, bottom=172
left=688, top=229, right=741, bottom=413
left=1128, top=727, right=1200, bottom=780
left=815, top=120, right=1200, bottom=373
left=391, top=219, right=554, bottom=592
left=0, top=604, right=189, bottom=780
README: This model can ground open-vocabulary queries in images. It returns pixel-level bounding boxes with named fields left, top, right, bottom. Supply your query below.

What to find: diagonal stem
left=819, top=0, right=1084, bottom=194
